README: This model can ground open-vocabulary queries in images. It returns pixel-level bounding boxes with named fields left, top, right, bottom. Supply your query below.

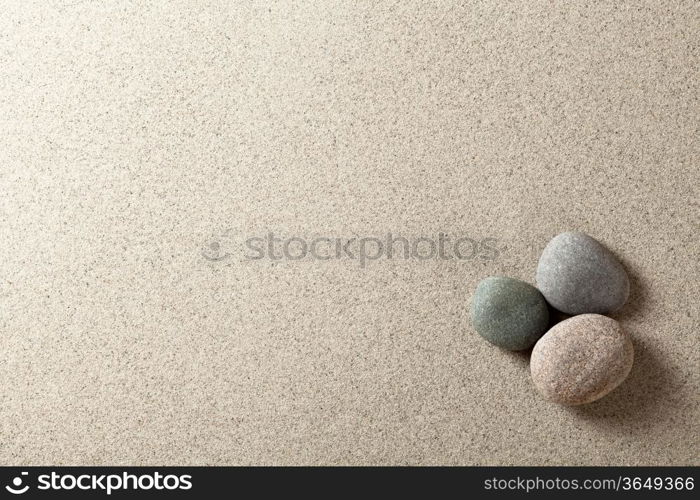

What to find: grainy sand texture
left=1, top=0, right=698, bottom=465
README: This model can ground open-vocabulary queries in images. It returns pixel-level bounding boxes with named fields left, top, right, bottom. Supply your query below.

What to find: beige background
left=1, top=0, right=698, bottom=465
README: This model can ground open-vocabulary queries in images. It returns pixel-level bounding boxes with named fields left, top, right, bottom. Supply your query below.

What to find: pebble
left=536, top=232, right=629, bottom=315
left=530, top=314, right=634, bottom=405
left=470, top=276, right=549, bottom=351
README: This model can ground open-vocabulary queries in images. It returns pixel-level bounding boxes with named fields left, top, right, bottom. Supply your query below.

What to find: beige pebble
left=530, top=314, right=634, bottom=405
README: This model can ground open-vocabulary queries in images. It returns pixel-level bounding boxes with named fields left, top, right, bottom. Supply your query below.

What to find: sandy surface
left=1, top=0, right=698, bottom=465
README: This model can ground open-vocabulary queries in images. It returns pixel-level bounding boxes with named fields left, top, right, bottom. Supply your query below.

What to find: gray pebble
left=536, top=232, right=629, bottom=315
left=471, top=276, right=549, bottom=351
left=530, top=314, right=634, bottom=405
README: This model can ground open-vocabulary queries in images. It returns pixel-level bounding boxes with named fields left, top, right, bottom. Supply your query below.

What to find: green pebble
left=470, top=276, right=549, bottom=351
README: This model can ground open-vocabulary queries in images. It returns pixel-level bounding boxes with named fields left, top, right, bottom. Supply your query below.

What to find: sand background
left=1, top=0, right=698, bottom=465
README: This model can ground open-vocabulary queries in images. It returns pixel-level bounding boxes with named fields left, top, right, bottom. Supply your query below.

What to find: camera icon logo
left=5, top=472, right=29, bottom=494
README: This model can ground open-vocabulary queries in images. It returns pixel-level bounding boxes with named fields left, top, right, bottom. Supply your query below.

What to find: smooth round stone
left=536, top=232, right=629, bottom=315
left=470, top=276, right=549, bottom=351
left=530, top=314, right=634, bottom=405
